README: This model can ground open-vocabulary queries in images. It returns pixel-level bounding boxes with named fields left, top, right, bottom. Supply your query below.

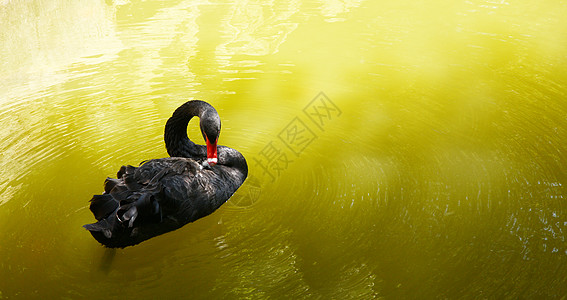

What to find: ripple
left=1, top=0, right=567, bottom=298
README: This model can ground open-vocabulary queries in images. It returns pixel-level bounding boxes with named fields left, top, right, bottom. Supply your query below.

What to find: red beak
left=205, top=136, right=218, bottom=166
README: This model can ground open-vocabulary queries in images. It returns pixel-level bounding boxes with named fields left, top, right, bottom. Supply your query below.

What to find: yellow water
left=1, top=0, right=567, bottom=298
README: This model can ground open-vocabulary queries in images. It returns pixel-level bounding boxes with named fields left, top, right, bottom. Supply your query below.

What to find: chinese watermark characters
left=230, top=92, right=341, bottom=208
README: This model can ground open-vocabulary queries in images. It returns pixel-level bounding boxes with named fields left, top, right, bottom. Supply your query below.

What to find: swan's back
left=84, top=156, right=242, bottom=248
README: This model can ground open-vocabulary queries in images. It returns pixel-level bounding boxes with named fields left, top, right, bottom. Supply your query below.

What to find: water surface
left=1, top=0, right=567, bottom=298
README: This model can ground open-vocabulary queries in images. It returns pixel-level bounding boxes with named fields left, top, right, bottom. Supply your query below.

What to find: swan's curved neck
left=164, top=100, right=215, bottom=158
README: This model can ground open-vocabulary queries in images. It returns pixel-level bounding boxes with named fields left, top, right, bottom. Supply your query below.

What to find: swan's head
left=200, top=110, right=221, bottom=166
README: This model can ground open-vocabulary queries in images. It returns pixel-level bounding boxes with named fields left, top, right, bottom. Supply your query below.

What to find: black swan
left=83, top=100, right=248, bottom=248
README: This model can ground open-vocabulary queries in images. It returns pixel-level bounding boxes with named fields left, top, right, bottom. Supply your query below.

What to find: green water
left=1, top=0, right=567, bottom=298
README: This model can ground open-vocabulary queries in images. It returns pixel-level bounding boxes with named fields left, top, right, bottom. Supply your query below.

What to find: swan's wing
left=114, top=158, right=202, bottom=226
left=86, top=158, right=200, bottom=227
left=84, top=157, right=214, bottom=247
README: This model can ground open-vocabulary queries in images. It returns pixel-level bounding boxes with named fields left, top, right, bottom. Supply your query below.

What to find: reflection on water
left=217, top=1, right=299, bottom=57
left=1, top=0, right=567, bottom=298
left=0, top=0, right=121, bottom=102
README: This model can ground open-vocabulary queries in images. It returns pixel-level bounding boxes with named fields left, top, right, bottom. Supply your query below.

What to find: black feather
left=104, top=178, right=120, bottom=193
left=89, top=194, right=118, bottom=221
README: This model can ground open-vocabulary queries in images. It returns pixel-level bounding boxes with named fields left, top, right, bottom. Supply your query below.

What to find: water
left=1, top=0, right=567, bottom=298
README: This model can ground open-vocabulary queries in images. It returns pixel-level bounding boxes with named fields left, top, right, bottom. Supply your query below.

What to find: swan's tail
left=83, top=194, right=160, bottom=248
left=83, top=166, right=163, bottom=248
left=83, top=182, right=123, bottom=246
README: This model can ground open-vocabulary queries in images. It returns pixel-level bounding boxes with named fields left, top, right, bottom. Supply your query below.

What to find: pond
left=1, top=0, right=566, bottom=298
